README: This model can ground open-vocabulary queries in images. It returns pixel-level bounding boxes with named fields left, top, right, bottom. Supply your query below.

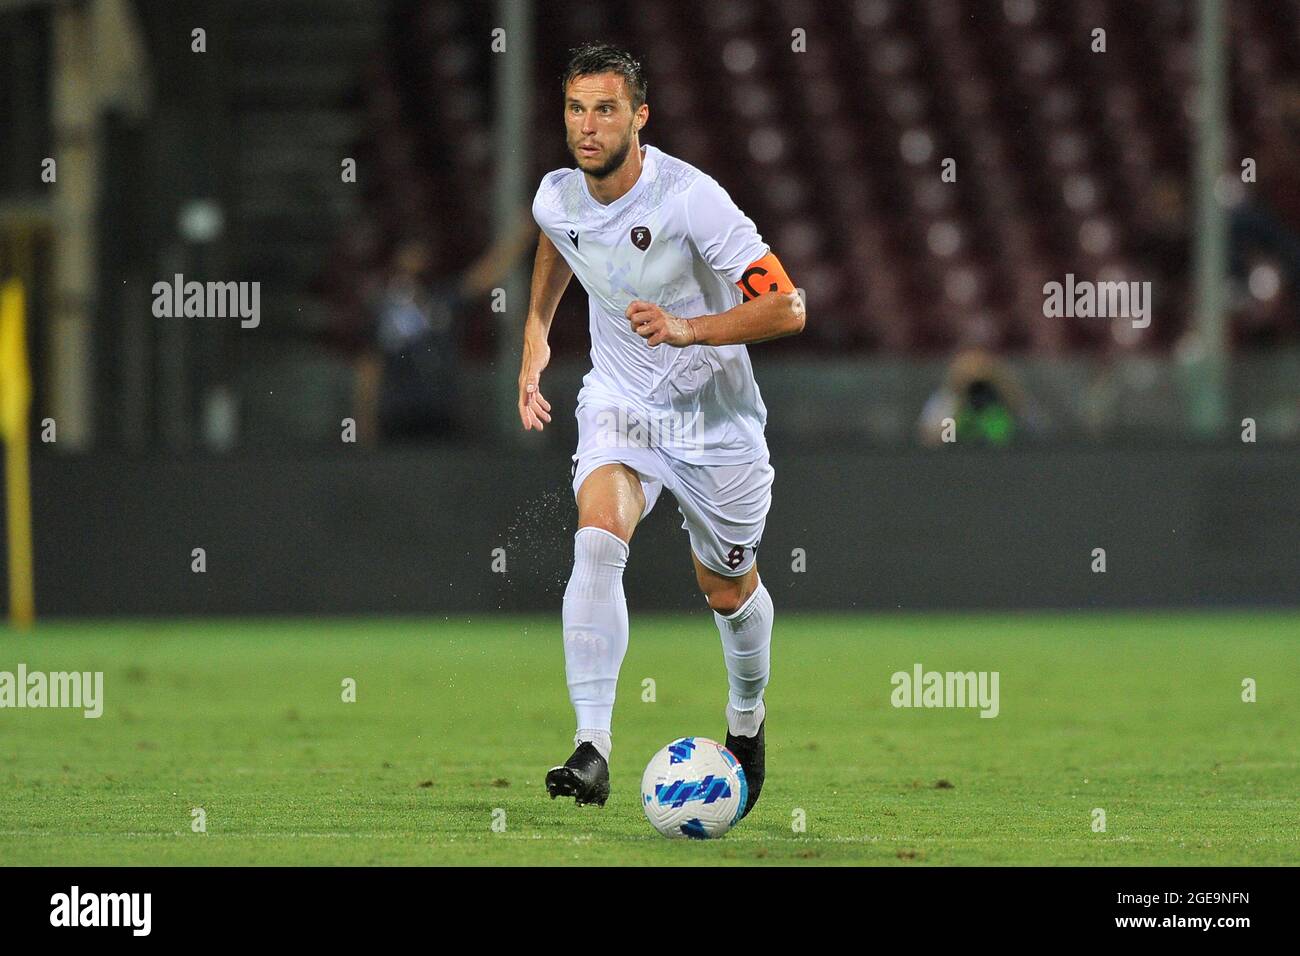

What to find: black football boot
left=545, top=742, right=610, bottom=806
left=725, top=719, right=765, bottom=819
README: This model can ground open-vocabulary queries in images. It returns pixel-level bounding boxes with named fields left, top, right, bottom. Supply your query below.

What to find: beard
left=573, top=125, right=635, bottom=179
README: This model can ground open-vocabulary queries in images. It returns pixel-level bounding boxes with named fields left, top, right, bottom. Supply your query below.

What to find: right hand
left=518, top=336, right=552, bottom=431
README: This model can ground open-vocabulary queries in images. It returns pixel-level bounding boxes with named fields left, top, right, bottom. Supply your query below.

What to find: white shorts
left=570, top=403, right=774, bottom=576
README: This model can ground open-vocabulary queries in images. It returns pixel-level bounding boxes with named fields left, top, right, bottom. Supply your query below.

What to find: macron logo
left=567, top=227, right=579, bottom=248
left=50, top=886, right=151, bottom=937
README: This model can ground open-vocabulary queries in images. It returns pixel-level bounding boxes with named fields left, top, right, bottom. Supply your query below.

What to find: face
left=564, top=72, right=647, bottom=178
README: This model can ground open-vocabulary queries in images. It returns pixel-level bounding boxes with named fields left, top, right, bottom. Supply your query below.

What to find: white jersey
left=532, top=143, right=771, bottom=465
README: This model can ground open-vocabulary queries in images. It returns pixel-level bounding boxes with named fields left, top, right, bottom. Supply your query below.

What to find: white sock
left=726, top=699, right=766, bottom=738
left=562, top=527, right=629, bottom=747
left=714, top=580, right=773, bottom=732
left=575, top=729, right=612, bottom=762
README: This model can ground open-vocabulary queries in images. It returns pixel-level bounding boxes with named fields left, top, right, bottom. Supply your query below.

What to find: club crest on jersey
left=630, top=225, right=652, bottom=251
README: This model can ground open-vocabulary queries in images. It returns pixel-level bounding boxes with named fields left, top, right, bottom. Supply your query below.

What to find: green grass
left=1, top=612, right=1297, bottom=865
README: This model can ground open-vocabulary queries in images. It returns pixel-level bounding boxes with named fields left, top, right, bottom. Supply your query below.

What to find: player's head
left=561, top=43, right=648, bottom=179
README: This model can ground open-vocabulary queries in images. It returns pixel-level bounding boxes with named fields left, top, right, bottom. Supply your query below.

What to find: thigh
left=670, top=455, right=774, bottom=576
left=572, top=404, right=666, bottom=532
left=575, top=463, right=648, bottom=545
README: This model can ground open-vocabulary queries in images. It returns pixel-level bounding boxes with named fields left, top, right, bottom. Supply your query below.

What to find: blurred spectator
left=917, top=350, right=1046, bottom=447
left=350, top=215, right=536, bottom=442
left=1131, top=174, right=1192, bottom=342
left=1228, top=83, right=1300, bottom=315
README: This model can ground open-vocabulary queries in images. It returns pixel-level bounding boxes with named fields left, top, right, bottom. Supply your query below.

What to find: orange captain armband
left=736, top=252, right=797, bottom=301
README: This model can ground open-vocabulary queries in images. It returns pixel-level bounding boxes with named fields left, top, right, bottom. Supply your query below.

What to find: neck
left=586, top=143, right=646, bottom=205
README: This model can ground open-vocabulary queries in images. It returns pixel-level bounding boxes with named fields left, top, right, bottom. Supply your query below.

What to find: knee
left=576, top=522, right=631, bottom=548
left=703, top=579, right=751, bottom=616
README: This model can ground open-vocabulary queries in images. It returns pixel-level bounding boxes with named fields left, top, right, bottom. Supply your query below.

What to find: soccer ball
left=640, top=736, right=747, bottom=839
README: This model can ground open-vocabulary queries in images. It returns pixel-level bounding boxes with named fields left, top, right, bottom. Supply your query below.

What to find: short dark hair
left=561, top=43, right=647, bottom=111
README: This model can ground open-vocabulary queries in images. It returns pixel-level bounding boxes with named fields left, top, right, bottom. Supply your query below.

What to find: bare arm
left=626, top=289, right=806, bottom=348
left=518, top=230, right=574, bottom=431
left=523, top=230, right=573, bottom=343
left=627, top=250, right=805, bottom=348
left=685, top=290, right=805, bottom=346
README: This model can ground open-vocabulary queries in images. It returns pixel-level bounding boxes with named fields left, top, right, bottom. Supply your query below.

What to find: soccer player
left=520, top=43, right=805, bottom=815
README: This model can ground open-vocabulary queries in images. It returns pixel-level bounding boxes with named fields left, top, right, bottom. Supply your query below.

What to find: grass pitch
left=1, top=612, right=1296, bottom=866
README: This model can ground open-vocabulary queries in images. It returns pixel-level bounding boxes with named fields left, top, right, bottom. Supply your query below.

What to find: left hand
left=627, top=300, right=697, bottom=347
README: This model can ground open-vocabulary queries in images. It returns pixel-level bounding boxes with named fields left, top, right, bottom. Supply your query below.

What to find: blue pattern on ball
left=679, top=818, right=708, bottom=839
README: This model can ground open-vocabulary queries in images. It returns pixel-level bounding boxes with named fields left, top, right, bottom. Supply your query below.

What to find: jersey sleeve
left=531, top=169, right=571, bottom=231
left=684, top=175, right=770, bottom=285
left=530, top=174, right=570, bottom=266
left=530, top=177, right=554, bottom=230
